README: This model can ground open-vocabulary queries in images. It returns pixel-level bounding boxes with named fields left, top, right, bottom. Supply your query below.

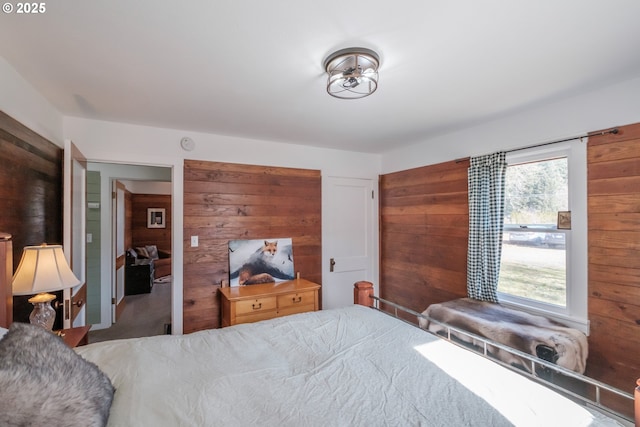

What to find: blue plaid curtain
left=467, top=152, right=507, bottom=302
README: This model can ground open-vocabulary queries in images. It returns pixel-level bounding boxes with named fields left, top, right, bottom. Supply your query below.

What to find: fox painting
left=229, top=239, right=294, bottom=286
left=261, top=240, right=278, bottom=255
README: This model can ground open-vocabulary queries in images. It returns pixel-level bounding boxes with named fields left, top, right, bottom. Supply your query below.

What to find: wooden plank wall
left=0, top=111, right=63, bottom=268
left=379, top=126, right=640, bottom=417
left=183, top=160, right=322, bottom=333
left=586, top=123, right=640, bottom=414
left=380, top=159, right=470, bottom=317
left=131, top=193, right=172, bottom=251
left=0, top=111, right=63, bottom=327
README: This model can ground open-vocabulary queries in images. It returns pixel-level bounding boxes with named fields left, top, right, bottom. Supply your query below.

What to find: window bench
left=419, top=298, right=588, bottom=374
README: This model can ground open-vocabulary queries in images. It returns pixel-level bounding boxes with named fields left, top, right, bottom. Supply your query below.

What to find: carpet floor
left=88, top=277, right=171, bottom=344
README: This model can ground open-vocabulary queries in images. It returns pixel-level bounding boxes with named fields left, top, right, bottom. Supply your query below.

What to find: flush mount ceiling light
left=323, top=47, right=380, bottom=99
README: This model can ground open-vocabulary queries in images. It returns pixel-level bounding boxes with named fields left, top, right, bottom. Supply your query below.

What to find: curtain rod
left=505, top=127, right=619, bottom=154
left=455, top=127, right=619, bottom=163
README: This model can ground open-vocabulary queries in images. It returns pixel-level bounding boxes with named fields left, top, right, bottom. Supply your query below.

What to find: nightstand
left=58, top=325, right=90, bottom=348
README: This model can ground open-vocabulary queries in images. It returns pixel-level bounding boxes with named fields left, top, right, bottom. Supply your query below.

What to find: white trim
left=499, top=139, right=589, bottom=334
left=322, top=176, right=378, bottom=308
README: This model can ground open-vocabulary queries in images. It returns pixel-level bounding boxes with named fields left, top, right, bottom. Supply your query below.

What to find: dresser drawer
left=277, top=291, right=316, bottom=311
left=234, top=310, right=279, bottom=325
left=235, top=296, right=277, bottom=316
left=278, top=304, right=315, bottom=317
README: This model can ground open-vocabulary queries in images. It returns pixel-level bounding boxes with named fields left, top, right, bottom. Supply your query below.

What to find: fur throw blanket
left=0, top=323, right=114, bottom=426
left=419, top=298, right=588, bottom=374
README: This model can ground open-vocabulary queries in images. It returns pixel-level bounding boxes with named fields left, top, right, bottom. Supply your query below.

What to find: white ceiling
left=2, top=1, right=640, bottom=153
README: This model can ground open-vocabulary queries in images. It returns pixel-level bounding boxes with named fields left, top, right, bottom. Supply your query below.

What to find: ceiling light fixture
left=323, top=47, right=380, bottom=99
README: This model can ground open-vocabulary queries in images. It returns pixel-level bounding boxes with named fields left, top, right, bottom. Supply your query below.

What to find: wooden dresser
left=219, top=278, right=320, bottom=327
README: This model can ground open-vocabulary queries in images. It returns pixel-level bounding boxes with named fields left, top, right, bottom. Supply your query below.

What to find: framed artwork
left=147, top=208, right=166, bottom=228
left=557, top=211, right=571, bottom=230
left=228, top=238, right=295, bottom=286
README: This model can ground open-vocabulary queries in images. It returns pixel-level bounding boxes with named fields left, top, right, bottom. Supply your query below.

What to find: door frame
left=87, top=162, right=174, bottom=332
left=112, top=180, right=127, bottom=323
left=322, top=176, right=378, bottom=308
left=63, top=140, right=87, bottom=328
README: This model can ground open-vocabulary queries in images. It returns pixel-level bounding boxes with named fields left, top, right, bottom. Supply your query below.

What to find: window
left=499, top=156, right=568, bottom=306
left=497, top=142, right=588, bottom=333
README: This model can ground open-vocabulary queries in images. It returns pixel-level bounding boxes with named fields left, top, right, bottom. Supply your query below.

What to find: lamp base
left=27, top=293, right=57, bottom=330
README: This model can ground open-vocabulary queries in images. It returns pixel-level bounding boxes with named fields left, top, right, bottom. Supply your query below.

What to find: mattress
left=76, top=305, right=619, bottom=426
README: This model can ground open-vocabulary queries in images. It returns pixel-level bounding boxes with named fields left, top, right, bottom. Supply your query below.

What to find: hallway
left=89, top=277, right=171, bottom=343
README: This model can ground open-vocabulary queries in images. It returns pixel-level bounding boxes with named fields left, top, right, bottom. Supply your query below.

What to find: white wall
left=382, top=75, right=640, bottom=173
left=64, top=116, right=382, bottom=177
left=0, top=57, right=64, bottom=145
left=65, top=116, right=382, bottom=334
left=120, top=180, right=172, bottom=195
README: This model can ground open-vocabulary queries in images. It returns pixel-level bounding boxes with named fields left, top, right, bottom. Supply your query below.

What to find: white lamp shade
left=12, top=244, right=81, bottom=295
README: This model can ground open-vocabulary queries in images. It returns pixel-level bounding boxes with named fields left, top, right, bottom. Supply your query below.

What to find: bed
left=81, top=305, right=626, bottom=427
left=0, top=281, right=637, bottom=426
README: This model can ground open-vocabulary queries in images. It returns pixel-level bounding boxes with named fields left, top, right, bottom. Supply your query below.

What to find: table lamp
left=11, top=244, right=81, bottom=330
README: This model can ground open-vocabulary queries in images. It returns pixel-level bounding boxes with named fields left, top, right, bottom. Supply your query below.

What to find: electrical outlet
left=191, top=236, right=199, bottom=247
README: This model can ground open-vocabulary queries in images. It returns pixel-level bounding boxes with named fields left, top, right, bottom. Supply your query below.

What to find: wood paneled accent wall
left=131, top=193, right=171, bottom=251
left=380, top=159, right=469, bottom=315
left=0, top=111, right=63, bottom=326
left=380, top=125, right=640, bottom=417
left=0, top=111, right=63, bottom=269
left=183, top=160, right=322, bottom=333
left=586, top=123, right=640, bottom=411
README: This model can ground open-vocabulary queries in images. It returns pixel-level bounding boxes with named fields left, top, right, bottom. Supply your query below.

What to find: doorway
left=323, top=176, right=377, bottom=308
left=85, top=162, right=172, bottom=342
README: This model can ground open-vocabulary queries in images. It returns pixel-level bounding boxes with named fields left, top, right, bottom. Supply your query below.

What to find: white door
left=63, top=140, right=87, bottom=328
left=323, top=177, right=376, bottom=309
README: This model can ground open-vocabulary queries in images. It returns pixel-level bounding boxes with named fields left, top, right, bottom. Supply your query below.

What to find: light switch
left=191, top=236, right=199, bottom=247
left=86, top=233, right=93, bottom=243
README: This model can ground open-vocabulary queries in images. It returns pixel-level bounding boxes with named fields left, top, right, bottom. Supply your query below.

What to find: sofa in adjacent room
left=132, top=245, right=172, bottom=278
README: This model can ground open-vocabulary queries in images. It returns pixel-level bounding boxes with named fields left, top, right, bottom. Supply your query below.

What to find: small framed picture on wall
left=147, top=208, right=166, bottom=228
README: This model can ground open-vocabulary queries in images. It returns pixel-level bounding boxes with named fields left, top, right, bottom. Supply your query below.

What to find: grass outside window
left=498, top=243, right=566, bottom=306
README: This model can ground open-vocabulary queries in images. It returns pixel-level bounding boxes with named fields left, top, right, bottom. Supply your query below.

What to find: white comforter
left=77, top=306, right=621, bottom=427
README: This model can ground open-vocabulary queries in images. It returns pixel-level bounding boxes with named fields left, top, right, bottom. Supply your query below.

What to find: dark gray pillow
left=0, top=322, right=115, bottom=427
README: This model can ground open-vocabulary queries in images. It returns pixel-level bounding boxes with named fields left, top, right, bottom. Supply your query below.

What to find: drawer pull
left=252, top=302, right=262, bottom=310
left=292, top=296, right=302, bottom=303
